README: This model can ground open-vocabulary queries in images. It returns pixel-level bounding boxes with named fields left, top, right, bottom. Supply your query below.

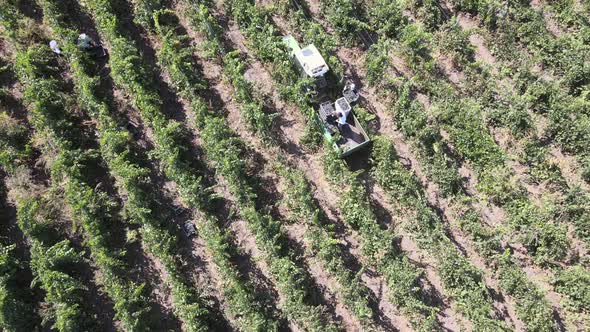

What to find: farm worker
left=77, top=33, right=108, bottom=58
left=337, top=111, right=347, bottom=125
left=49, top=40, right=61, bottom=54
left=77, top=33, right=96, bottom=49
left=329, top=109, right=349, bottom=126
left=332, top=106, right=350, bottom=126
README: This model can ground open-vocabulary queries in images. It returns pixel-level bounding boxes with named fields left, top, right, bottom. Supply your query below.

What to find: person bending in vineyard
left=49, top=40, right=61, bottom=55
left=77, top=33, right=97, bottom=49
left=77, top=33, right=107, bottom=58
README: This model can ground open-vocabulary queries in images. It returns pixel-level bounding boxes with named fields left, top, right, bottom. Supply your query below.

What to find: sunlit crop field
left=1, top=0, right=589, bottom=331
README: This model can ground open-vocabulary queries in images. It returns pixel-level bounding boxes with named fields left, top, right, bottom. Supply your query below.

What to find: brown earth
left=225, top=1, right=475, bottom=330
left=6, top=0, right=588, bottom=330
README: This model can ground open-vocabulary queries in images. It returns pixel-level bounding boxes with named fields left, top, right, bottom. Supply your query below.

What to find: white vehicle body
left=294, top=44, right=329, bottom=78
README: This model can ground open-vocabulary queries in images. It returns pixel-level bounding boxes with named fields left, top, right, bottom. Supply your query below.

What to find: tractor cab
left=295, top=44, right=329, bottom=78
left=283, top=36, right=329, bottom=96
left=283, top=35, right=370, bottom=158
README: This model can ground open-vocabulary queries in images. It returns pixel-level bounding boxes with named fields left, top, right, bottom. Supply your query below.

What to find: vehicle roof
left=295, top=44, right=328, bottom=76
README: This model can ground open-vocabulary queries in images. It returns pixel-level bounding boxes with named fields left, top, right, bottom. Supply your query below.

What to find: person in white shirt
left=77, top=33, right=108, bottom=58
left=332, top=103, right=350, bottom=127
left=337, top=111, right=347, bottom=126
left=49, top=40, right=61, bottom=55
left=77, top=33, right=95, bottom=49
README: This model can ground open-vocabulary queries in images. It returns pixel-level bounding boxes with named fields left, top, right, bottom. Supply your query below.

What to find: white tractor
left=283, top=35, right=370, bottom=157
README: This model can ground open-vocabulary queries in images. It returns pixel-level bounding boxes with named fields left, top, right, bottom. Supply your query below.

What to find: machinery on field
left=283, top=35, right=370, bottom=158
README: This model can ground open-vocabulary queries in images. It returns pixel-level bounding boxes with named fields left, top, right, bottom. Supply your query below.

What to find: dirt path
left=101, top=25, right=267, bottom=330
left=529, top=0, right=564, bottom=37
left=455, top=14, right=499, bottom=70
left=205, top=2, right=477, bottom=329
left=266, top=0, right=528, bottom=328
left=549, top=148, right=590, bottom=192
left=439, top=125, right=573, bottom=323
left=2, top=58, right=123, bottom=330
left=435, top=5, right=586, bottom=323
left=404, top=3, right=563, bottom=212
left=453, top=4, right=590, bottom=195
left=171, top=4, right=383, bottom=329
left=52, top=4, right=254, bottom=328
left=80, top=88, right=183, bottom=331
left=4, top=35, right=163, bottom=331
left=454, top=0, right=590, bottom=259
left=203, top=75, right=360, bottom=330
left=294, top=0, right=584, bottom=328
left=175, top=1, right=446, bottom=329
left=375, top=155, right=527, bottom=329
left=3, top=7, right=132, bottom=328
left=287, top=0, right=532, bottom=326
left=341, top=47, right=527, bottom=330
left=4, top=172, right=122, bottom=332
left=32, top=7, right=193, bottom=327
left=113, top=6, right=345, bottom=330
